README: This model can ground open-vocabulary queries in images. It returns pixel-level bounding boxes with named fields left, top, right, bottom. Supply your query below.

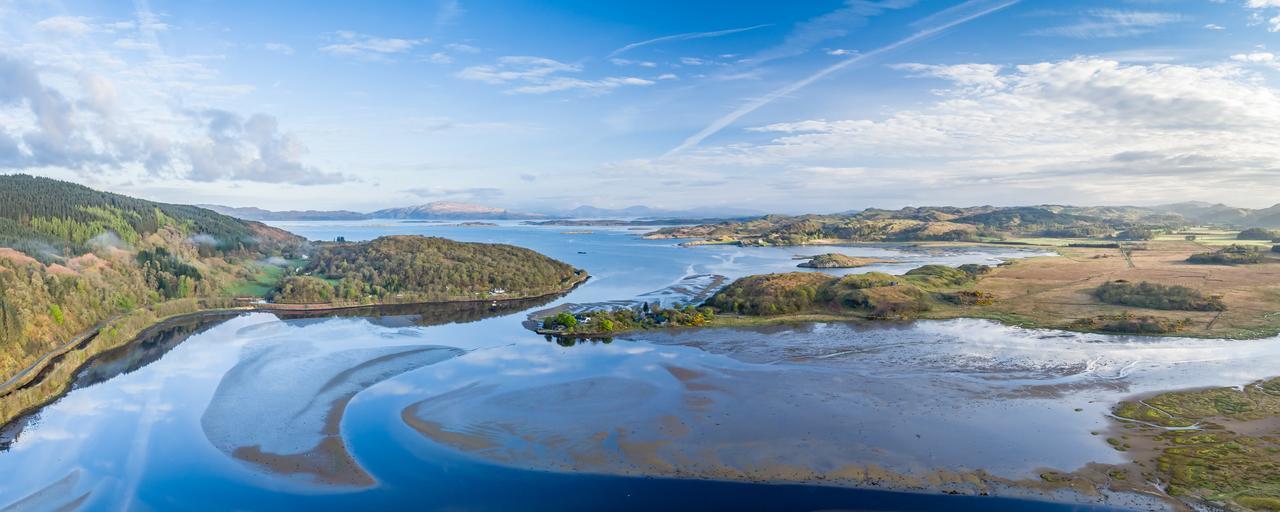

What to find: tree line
left=274, top=235, right=583, bottom=303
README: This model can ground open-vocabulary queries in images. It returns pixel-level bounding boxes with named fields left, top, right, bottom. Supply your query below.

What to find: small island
left=796, top=253, right=888, bottom=268
left=537, top=303, right=714, bottom=338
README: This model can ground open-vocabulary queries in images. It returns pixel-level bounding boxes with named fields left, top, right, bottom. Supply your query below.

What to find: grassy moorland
left=535, top=233, right=1280, bottom=343
left=688, top=239, right=1280, bottom=338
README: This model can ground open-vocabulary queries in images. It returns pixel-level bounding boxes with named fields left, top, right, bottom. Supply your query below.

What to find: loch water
left=5, top=221, right=1269, bottom=511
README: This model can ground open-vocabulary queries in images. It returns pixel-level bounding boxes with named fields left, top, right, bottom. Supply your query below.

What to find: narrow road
left=0, top=317, right=115, bottom=398
left=1120, top=247, right=1136, bottom=269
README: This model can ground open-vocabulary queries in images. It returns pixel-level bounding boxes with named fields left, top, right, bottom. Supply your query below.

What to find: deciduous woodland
left=0, top=176, right=584, bottom=427
left=281, top=235, right=585, bottom=304
left=0, top=175, right=304, bottom=382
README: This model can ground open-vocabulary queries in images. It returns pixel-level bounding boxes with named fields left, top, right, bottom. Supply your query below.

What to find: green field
left=1155, top=228, right=1274, bottom=247
left=1000, top=237, right=1113, bottom=247
left=1001, top=227, right=1276, bottom=249
left=224, top=259, right=304, bottom=297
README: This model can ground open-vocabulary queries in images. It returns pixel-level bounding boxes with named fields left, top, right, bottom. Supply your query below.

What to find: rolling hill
left=0, top=174, right=304, bottom=387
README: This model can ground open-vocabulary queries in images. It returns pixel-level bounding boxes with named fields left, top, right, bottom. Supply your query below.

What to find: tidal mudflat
left=398, top=319, right=1280, bottom=508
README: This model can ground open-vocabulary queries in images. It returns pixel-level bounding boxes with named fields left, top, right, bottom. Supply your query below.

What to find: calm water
left=6, top=221, right=1273, bottom=511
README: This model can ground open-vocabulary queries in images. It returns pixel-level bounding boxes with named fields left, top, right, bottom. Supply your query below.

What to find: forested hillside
left=0, top=175, right=305, bottom=381
left=0, top=175, right=300, bottom=260
left=277, top=235, right=585, bottom=303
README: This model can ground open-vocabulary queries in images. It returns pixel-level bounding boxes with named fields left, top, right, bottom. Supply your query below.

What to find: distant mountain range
left=370, top=202, right=548, bottom=220
left=200, top=201, right=548, bottom=221
left=1149, top=202, right=1280, bottom=228
left=857, top=203, right=1280, bottom=229
left=557, top=205, right=765, bottom=219
left=197, top=205, right=369, bottom=221
left=201, top=202, right=763, bottom=222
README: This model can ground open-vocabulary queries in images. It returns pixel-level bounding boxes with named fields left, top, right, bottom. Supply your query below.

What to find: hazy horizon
left=3, top=1, right=1280, bottom=212
left=196, top=197, right=1275, bottom=218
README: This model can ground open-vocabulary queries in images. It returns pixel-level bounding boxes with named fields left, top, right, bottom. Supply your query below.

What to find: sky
left=2, top=0, right=1280, bottom=214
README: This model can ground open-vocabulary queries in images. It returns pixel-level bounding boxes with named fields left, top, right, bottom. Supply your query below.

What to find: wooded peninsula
left=0, top=175, right=585, bottom=427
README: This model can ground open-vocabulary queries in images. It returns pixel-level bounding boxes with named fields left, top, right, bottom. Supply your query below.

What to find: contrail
left=610, top=24, right=773, bottom=58
left=666, top=0, right=1019, bottom=156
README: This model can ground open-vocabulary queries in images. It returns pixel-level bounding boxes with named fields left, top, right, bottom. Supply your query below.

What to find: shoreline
left=0, top=302, right=249, bottom=431
left=531, top=307, right=1280, bottom=343
left=0, top=273, right=590, bottom=430
left=255, top=277, right=588, bottom=313
left=543, top=240, right=1280, bottom=341
left=647, top=237, right=1065, bottom=249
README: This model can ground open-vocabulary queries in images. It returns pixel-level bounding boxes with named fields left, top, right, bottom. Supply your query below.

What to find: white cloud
left=1244, top=0, right=1280, bottom=31
left=679, top=57, right=706, bottom=65
left=113, top=38, right=159, bottom=52
left=427, top=52, right=453, bottom=64
left=632, top=58, right=1280, bottom=206
left=264, top=42, right=295, bottom=55
left=1232, top=51, right=1280, bottom=70
left=893, top=62, right=1005, bottom=94
left=509, top=76, right=654, bottom=95
left=0, top=55, right=100, bottom=169
left=320, top=31, right=429, bottom=61
left=185, top=110, right=346, bottom=184
left=457, top=56, right=578, bottom=84
left=1030, top=9, right=1184, bottom=38
left=610, top=58, right=656, bottom=67
left=35, top=16, right=94, bottom=37
left=456, top=56, right=653, bottom=95
left=1204, top=23, right=1225, bottom=30
left=826, top=48, right=857, bottom=56
left=1232, top=51, right=1276, bottom=62
left=0, top=52, right=343, bottom=185
left=445, top=43, right=481, bottom=54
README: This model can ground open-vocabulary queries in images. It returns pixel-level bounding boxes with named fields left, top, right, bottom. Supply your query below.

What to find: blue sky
left=2, top=0, right=1280, bottom=213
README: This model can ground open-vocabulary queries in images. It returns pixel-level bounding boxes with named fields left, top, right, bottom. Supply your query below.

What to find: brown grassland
left=947, top=239, right=1280, bottom=338
left=704, top=239, right=1280, bottom=339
